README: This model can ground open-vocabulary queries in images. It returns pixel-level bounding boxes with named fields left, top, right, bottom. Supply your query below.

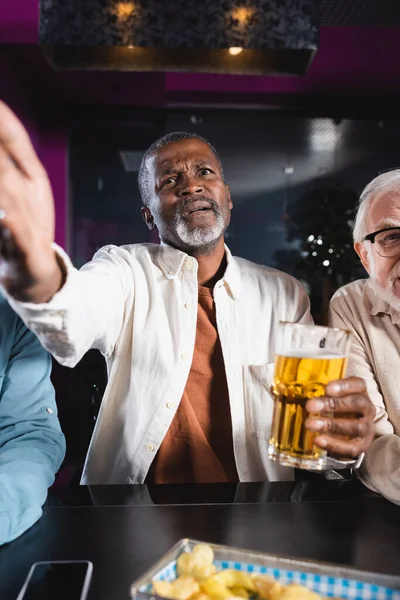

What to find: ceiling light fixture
left=116, top=2, right=135, bottom=21
left=40, top=0, right=318, bottom=75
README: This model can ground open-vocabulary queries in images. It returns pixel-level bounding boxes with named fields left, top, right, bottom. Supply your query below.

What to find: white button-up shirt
left=6, top=243, right=314, bottom=484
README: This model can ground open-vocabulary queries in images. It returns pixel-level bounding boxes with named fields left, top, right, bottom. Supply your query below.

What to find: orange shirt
left=146, top=286, right=238, bottom=484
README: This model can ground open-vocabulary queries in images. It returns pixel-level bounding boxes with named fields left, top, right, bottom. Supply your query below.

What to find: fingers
left=305, top=415, right=374, bottom=439
left=304, top=376, right=376, bottom=458
left=306, top=393, right=375, bottom=418
left=0, top=100, right=44, bottom=178
left=313, top=434, right=367, bottom=459
left=325, top=376, right=367, bottom=397
left=306, top=377, right=375, bottom=419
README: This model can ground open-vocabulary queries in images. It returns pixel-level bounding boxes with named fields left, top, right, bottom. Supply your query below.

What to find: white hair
left=353, top=169, right=400, bottom=242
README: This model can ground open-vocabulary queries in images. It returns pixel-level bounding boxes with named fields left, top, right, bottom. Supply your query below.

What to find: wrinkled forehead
left=147, top=139, right=220, bottom=178
left=368, top=191, right=400, bottom=231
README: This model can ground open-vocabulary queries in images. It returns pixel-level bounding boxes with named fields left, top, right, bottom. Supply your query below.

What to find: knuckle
left=347, top=443, right=360, bottom=458
left=347, top=376, right=366, bottom=392
left=354, top=419, right=368, bottom=438
left=325, top=396, right=339, bottom=411
left=324, top=419, right=335, bottom=433
left=324, top=418, right=344, bottom=434
left=352, top=394, right=369, bottom=412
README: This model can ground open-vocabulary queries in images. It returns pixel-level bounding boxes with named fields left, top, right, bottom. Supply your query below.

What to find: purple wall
left=0, top=1, right=39, bottom=43
left=0, top=1, right=67, bottom=249
left=0, top=46, right=67, bottom=249
left=166, top=27, right=400, bottom=95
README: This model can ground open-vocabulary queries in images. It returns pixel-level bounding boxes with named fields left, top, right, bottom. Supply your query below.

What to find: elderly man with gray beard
left=330, top=169, right=400, bottom=504
left=0, top=101, right=375, bottom=486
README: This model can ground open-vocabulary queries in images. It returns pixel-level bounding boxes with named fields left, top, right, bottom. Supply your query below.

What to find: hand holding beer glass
left=268, top=322, right=352, bottom=470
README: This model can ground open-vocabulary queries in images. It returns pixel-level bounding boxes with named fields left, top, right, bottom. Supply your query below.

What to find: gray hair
left=138, top=131, right=224, bottom=206
left=353, top=169, right=400, bottom=242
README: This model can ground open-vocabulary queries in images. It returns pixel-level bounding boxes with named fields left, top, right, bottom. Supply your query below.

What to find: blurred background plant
left=275, top=180, right=364, bottom=323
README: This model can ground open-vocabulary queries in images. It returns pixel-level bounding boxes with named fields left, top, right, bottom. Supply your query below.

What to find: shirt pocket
left=243, top=362, right=276, bottom=440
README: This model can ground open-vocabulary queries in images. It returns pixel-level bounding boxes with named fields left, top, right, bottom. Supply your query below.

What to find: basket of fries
left=130, top=539, right=400, bottom=600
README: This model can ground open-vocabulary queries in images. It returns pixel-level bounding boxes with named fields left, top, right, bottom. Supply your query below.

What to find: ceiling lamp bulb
left=229, top=47, right=243, bottom=56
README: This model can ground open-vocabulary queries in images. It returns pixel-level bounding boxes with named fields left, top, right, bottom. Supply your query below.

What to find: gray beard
left=366, top=246, right=400, bottom=311
left=369, top=276, right=400, bottom=311
left=174, top=212, right=225, bottom=248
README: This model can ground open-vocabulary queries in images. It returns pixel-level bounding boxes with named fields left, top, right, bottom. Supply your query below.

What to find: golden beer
left=269, top=353, right=347, bottom=468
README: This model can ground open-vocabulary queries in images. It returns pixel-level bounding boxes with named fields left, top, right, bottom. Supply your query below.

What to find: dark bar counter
left=1, top=480, right=399, bottom=600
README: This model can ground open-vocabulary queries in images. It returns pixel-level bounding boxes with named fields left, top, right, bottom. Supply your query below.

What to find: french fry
left=210, top=570, right=255, bottom=591
left=229, top=586, right=249, bottom=598
left=152, top=576, right=200, bottom=600
left=200, top=578, right=233, bottom=600
left=177, top=553, right=196, bottom=576
left=192, top=544, right=214, bottom=565
left=251, top=574, right=282, bottom=600
left=172, top=576, right=200, bottom=600
left=192, top=563, right=217, bottom=581
left=275, top=584, right=321, bottom=600
left=153, top=545, right=333, bottom=600
left=188, top=593, right=211, bottom=600
left=153, top=580, right=175, bottom=599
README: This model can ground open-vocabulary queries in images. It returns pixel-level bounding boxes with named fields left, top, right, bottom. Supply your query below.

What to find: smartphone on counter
left=16, top=560, right=93, bottom=600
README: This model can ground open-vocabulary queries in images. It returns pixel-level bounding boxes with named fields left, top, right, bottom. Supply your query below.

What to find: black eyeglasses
left=363, top=226, right=400, bottom=258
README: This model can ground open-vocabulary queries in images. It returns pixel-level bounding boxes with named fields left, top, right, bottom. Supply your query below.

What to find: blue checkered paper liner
left=139, top=558, right=400, bottom=600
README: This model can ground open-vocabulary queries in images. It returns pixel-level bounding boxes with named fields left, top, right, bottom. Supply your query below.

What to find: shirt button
left=46, top=407, right=54, bottom=414
left=181, top=353, right=187, bottom=361
left=184, top=302, right=191, bottom=309
left=166, top=402, right=174, bottom=409
left=168, top=270, right=175, bottom=276
left=145, top=443, right=155, bottom=452
left=185, top=259, right=194, bottom=269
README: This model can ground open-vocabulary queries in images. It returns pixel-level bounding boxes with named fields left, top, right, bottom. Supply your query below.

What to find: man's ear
left=141, top=206, right=155, bottom=230
left=354, top=241, right=371, bottom=274
left=226, top=184, right=233, bottom=210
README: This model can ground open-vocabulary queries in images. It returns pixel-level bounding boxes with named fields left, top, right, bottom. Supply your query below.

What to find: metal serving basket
left=130, top=539, right=400, bottom=600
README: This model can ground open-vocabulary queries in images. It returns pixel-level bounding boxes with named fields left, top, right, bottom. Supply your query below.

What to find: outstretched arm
left=0, top=100, right=63, bottom=302
left=0, top=101, right=128, bottom=366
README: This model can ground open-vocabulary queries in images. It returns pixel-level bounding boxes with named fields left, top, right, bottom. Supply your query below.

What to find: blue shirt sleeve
left=0, top=299, right=66, bottom=545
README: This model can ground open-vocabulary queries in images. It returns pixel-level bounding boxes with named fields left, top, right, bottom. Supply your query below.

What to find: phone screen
left=17, top=561, right=93, bottom=600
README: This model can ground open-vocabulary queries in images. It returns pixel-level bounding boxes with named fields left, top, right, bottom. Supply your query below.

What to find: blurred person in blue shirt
left=0, top=293, right=65, bottom=544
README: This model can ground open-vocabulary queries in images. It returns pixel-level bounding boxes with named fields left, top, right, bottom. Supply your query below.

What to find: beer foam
left=277, top=350, right=346, bottom=360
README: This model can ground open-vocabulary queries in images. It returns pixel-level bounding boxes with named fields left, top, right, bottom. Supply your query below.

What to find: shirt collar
left=156, top=242, right=192, bottom=279
left=362, top=279, right=400, bottom=325
left=155, top=242, right=241, bottom=300
left=221, top=244, right=241, bottom=300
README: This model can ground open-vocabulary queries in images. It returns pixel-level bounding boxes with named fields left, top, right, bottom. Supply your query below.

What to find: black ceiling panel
left=321, top=0, right=400, bottom=27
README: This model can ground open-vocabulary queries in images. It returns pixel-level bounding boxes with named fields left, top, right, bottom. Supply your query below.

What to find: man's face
left=355, top=191, right=400, bottom=304
left=142, top=138, right=232, bottom=251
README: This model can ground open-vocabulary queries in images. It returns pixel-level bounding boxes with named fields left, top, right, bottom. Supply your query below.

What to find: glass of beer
left=268, top=322, right=352, bottom=470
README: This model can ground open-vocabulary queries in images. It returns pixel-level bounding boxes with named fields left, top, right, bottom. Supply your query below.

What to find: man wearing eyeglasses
left=330, top=169, right=400, bottom=504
